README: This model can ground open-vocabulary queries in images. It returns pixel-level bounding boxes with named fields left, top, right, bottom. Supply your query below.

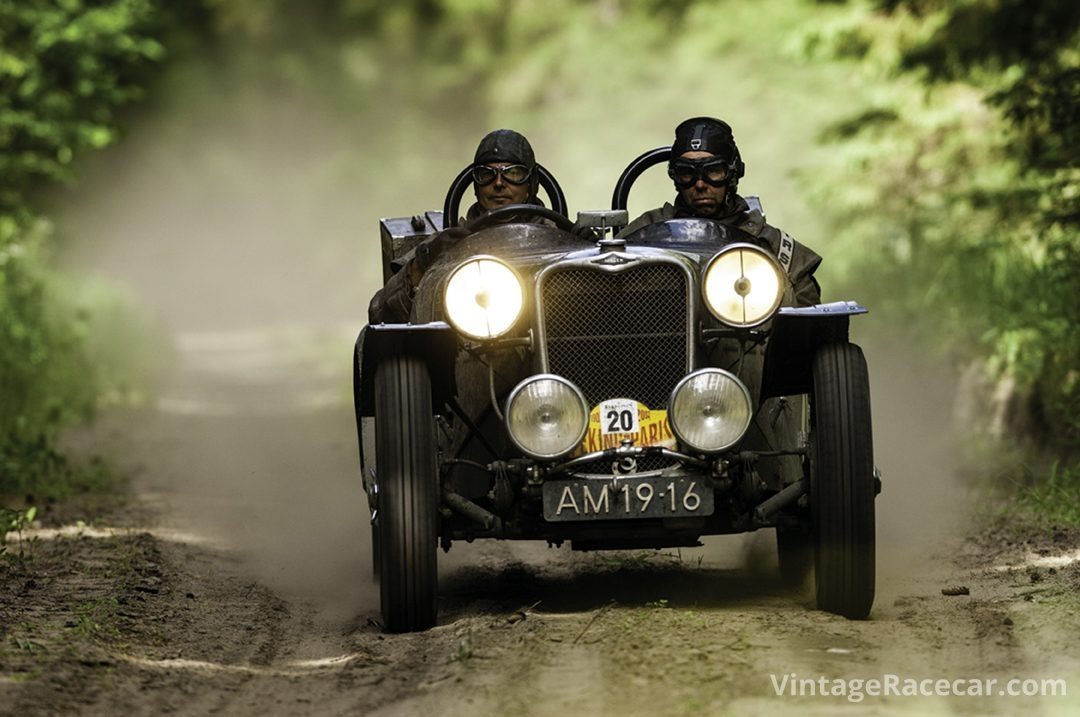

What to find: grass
left=1017, top=461, right=1080, bottom=527
left=973, top=453, right=1080, bottom=536
left=1, top=440, right=120, bottom=504
left=70, top=597, right=121, bottom=641
left=1, top=506, right=38, bottom=567
left=1002, top=461, right=1080, bottom=530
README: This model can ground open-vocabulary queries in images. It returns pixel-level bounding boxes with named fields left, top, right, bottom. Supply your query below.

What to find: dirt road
left=3, top=327, right=1078, bottom=716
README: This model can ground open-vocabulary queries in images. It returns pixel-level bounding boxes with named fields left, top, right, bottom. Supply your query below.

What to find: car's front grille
left=541, top=262, right=689, bottom=409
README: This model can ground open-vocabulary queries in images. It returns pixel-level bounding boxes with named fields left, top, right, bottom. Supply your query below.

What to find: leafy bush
left=0, top=0, right=166, bottom=215
left=805, top=0, right=1080, bottom=455
left=0, top=0, right=165, bottom=500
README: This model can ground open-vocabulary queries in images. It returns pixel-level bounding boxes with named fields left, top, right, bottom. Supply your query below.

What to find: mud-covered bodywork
left=358, top=191, right=877, bottom=632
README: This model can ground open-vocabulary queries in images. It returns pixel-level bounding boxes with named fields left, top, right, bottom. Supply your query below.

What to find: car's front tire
left=373, top=354, right=439, bottom=632
left=810, top=342, right=875, bottom=619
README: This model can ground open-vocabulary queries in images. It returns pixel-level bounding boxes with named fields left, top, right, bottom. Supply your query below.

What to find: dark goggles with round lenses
left=668, top=157, right=732, bottom=190
left=472, top=163, right=532, bottom=186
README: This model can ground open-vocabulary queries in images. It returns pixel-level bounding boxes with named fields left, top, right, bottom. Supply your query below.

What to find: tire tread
left=811, top=342, right=875, bottom=619
left=374, top=355, right=438, bottom=632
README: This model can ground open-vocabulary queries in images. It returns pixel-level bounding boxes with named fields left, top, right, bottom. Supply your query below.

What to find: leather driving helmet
left=473, top=129, right=539, bottom=199
left=670, top=117, right=745, bottom=194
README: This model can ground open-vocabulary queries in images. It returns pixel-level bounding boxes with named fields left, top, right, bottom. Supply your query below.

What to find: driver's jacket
left=368, top=200, right=552, bottom=324
left=619, top=194, right=822, bottom=307
left=367, top=251, right=429, bottom=324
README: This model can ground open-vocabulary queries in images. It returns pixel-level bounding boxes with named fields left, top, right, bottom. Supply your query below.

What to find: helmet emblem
left=690, top=139, right=701, bottom=150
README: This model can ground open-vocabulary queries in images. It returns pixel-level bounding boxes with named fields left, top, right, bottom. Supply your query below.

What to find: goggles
left=472, top=163, right=532, bottom=186
left=668, top=157, right=733, bottom=190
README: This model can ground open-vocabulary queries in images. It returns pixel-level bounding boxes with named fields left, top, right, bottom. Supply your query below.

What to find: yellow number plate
left=572, top=399, right=676, bottom=456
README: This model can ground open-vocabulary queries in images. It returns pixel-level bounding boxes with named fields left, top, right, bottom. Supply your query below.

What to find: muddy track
left=2, top=328, right=1078, bottom=716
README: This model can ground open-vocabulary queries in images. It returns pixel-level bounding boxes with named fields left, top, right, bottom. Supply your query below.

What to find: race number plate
left=542, top=476, right=714, bottom=522
left=599, top=398, right=640, bottom=435
left=573, top=399, right=677, bottom=456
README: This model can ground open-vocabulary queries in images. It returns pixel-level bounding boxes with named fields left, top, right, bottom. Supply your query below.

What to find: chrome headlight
left=669, top=369, right=752, bottom=453
left=443, top=256, right=523, bottom=340
left=703, top=243, right=784, bottom=327
left=505, top=375, right=589, bottom=459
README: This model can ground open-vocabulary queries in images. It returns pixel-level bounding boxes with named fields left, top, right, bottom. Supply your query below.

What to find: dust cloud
left=740, top=332, right=969, bottom=601
left=48, top=57, right=490, bottom=624
left=861, top=335, right=970, bottom=598
left=664, top=331, right=971, bottom=603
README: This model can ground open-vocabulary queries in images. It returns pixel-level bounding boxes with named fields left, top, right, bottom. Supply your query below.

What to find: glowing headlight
left=443, top=256, right=524, bottom=340
left=669, top=369, right=752, bottom=453
left=505, top=375, right=589, bottom=459
left=703, top=244, right=784, bottom=327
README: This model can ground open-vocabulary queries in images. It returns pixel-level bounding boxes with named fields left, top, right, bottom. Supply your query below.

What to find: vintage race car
left=354, top=149, right=879, bottom=632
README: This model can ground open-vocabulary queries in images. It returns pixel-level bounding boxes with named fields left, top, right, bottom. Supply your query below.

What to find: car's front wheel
left=373, top=354, right=439, bottom=632
left=810, top=342, right=875, bottom=619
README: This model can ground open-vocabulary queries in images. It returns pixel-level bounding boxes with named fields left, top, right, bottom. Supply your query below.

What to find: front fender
left=354, top=322, right=458, bottom=416
left=761, top=301, right=868, bottom=399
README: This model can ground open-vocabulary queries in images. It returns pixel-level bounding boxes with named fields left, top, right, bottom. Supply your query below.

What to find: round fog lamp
left=444, top=256, right=523, bottom=340
left=703, top=244, right=784, bottom=327
left=669, top=369, right=752, bottom=453
left=505, top=375, right=589, bottom=459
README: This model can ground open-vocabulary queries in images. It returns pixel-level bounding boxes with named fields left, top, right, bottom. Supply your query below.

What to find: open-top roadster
left=355, top=149, right=879, bottom=632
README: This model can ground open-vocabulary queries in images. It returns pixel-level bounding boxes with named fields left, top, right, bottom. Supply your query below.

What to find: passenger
left=368, top=129, right=544, bottom=324
left=620, top=117, right=822, bottom=307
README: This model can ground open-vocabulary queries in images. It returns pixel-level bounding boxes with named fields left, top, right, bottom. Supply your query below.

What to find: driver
left=619, top=117, right=823, bottom=307
left=368, top=129, right=545, bottom=323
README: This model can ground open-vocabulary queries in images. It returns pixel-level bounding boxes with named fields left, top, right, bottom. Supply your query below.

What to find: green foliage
left=0, top=216, right=90, bottom=498
left=0, top=219, right=95, bottom=438
left=0, top=0, right=166, bottom=215
left=71, top=596, right=120, bottom=640
left=1, top=505, right=38, bottom=566
left=0, top=1, right=165, bottom=501
left=0, top=214, right=143, bottom=500
left=1013, top=462, right=1080, bottom=528
left=889, top=0, right=1080, bottom=216
left=990, top=460, right=1080, bottom=529
left=806, top=0, right=1080, bottom=453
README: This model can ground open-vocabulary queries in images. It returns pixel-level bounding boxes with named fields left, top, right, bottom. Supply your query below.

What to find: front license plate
left=542, top=476, right=714, bottom=522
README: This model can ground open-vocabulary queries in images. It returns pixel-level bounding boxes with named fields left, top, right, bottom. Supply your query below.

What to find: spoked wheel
left=810, top=342, right=875, bottom=619
left=776, top=523, right=814, bottom=589
left=373, top=355, right=439, bottom=632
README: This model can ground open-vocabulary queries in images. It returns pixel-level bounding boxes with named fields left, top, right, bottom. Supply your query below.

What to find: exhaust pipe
left=442, top=491, right=502, bottom=532
left=753, top=479, right=808, bottom=526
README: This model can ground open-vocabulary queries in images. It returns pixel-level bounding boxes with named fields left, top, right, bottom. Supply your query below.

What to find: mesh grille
left=542, top=263, right=688, bottom=409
